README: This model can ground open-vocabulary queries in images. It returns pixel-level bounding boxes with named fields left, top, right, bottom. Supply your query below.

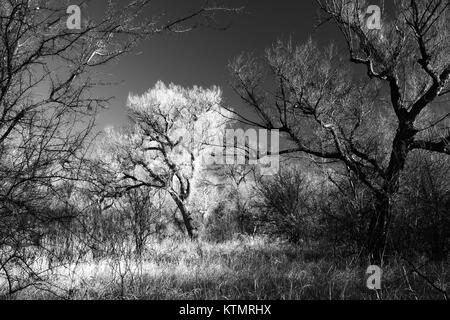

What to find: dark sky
left=87, top=0, right=360, bottom=129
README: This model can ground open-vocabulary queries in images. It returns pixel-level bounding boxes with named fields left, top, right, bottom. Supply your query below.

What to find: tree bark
left=170, top=192, right=196, bottom=239
left=366, top=194, right=390, bottom=265
left=365, top=123, right=414, bottom=264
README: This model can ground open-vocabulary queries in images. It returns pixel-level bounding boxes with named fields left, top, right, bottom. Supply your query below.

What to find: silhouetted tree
left=230, top=0, right=450, bottom=263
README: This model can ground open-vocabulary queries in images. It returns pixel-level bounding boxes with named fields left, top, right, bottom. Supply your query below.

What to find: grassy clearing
left=2, top=236, right=448, bottom=300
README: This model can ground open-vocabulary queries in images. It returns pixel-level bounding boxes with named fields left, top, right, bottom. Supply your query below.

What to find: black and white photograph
left=0, top=0, right=449, bottom=305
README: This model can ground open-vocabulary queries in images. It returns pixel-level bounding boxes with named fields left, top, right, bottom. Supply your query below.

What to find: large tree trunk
left=170, top=192, right=196, bottom=239
left=365, top=127, right=412, bottom=264
left=366, top=194, right=390, bottom=265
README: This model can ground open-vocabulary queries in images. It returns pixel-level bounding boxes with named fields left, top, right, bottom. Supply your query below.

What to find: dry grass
left=2, top=236, right=448, bottom=300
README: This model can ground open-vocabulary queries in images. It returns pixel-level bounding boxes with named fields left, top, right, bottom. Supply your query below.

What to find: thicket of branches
left=228, top=0, right=450, bottom=263
left=0, top=0, right=448, bottom=298
left=0, top=0, right=240, bottom=295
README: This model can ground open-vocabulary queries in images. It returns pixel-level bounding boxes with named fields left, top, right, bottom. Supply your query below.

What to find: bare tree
left=0, top=0, right=239, bottom=295
left=96, top=81, right=231, bottom=239
left=229, top=0, right=450, bottom=263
